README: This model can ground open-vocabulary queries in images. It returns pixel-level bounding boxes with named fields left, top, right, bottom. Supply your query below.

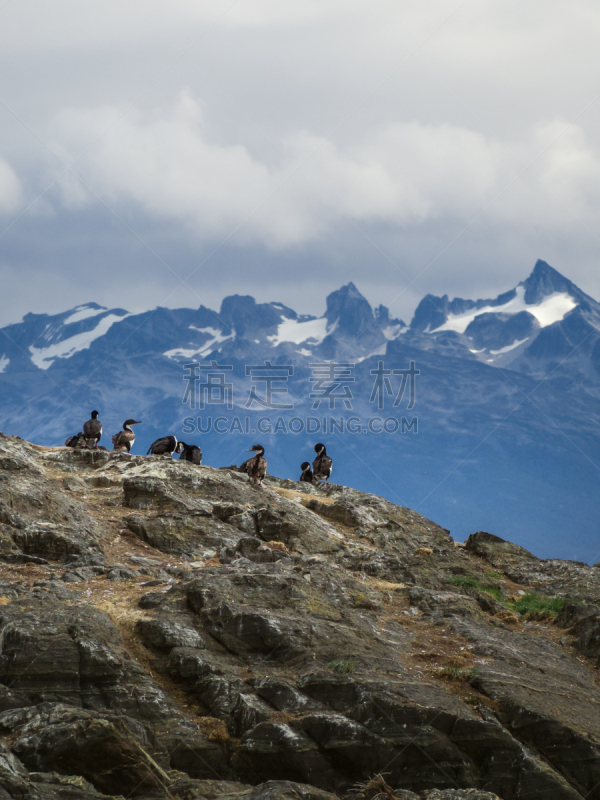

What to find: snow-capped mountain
left=3, top=259, right=599, bottom=383
left=1, top=260, right=600, bottom=563
left=407, top=260, right=600, bottom=373
left=0, top=282, right=405, bottom=375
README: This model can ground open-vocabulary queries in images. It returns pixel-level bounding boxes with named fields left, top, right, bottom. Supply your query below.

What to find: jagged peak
left=408, top=260, right=600, bottom=335
left=324, top=282, right=374, bottom=334
left=520, top=259, right=585, bottom=304
left=219, top=294, right=256, bottom=318
left=374, top=304, right=405, bottom=326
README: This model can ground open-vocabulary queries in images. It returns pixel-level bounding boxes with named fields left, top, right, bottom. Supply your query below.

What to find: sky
left=1, top=0, right=600, bottom=325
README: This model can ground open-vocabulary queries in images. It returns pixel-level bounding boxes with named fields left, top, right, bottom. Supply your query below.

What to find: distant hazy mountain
left=1, top=260, right=599, bottom=563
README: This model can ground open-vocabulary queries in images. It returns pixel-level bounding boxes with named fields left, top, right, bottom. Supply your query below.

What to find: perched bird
left=83, top=410, right=102, bottom=448
left=299, top=462, right=313, bottom=483
left=312, top=443, right=332, bottom=483
left=112, top=419, right=142, bottom=452
left=147, top=435, right=178, bottom=456
left=65, top=432, right=87, bottom=448
left=246, top=444, right=267, bottom=487
left=176, top=442, right=202, bottom=465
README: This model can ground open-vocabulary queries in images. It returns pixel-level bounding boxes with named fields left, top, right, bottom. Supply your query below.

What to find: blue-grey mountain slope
left=1, top=260, right=599, bottom=563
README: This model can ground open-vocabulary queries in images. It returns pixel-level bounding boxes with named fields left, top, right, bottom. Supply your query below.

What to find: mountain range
left=1, top=259, right=599, bottom=562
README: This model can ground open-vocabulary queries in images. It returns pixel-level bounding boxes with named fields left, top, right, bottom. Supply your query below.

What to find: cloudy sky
left=1, top=0, right=600, bottom=325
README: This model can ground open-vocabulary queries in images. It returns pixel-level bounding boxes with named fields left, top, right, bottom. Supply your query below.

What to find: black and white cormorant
left=312, top=443, right=332, bottom=483
left=300, top=461, right=313, bottom=483
left=147, top=435, right=178, bottom=456
left=112, top=419, right=142, bottom=452
left=176, top=442, right=202, bottom=464
left=246, top=444, right=267, bottom=487
left=83, top=410, right=102, bottom=448
left=65, top=432, right=87, bottom=448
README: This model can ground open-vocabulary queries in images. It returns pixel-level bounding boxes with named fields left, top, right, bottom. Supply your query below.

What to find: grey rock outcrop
left=0, top=434, right=597, bottom=799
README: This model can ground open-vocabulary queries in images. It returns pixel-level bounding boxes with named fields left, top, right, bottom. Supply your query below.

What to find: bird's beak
left=134, top=420, right=142, bottom=424
left=247, top=448, right=253, bottom=452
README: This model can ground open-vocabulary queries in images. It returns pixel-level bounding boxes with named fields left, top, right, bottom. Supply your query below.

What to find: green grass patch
left=512, top=593, right=566, bottom=619
left=448, top=579, right=568, bottom=621
left=439, top=666, right=477, bottom=682
left=327, top=658, right=357, bottom=674
left=486, top=571, right=504, bottom=580
left=449, top=576, right=506, bottom=603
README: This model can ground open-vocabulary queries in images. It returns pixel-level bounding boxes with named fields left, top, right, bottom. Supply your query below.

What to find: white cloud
left=46, top=90, right=600, bottom=248
left=3, top=0, right=600, bottom=323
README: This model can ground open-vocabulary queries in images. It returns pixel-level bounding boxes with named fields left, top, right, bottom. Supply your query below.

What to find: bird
left=299, top=462, right=313, bottom=483
left=312, top=443, right=332, bottom=483
left=147, top=435, right=178, bottom=456
left=83, top=410, right=102, bottom=448
left=246, top=444, right=267, bottom=487
left=112, top=419, right=142, bottom=452
left=65, top=432, right=87, bottom=448
left=176, top=442, right=202, bottom=465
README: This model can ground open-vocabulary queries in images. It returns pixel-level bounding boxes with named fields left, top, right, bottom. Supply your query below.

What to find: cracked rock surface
left=0, top=434, right=597, bottom=799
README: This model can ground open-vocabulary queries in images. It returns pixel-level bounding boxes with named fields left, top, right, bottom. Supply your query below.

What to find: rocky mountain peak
left=324, top=282, right=374, bottom=334
left=409, top=293, right=451, bottom=332
left=521, top=259, right=584, bottom=304
left=218, top=294, right=296, bottom=338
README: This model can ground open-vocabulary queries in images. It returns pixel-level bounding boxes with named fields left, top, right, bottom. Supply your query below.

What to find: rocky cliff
left=0, top=433, right=598, bottom=799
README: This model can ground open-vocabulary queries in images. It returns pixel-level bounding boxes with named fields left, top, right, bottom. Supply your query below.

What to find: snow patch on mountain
left=268, top=317, right=330, bottom=346
left=29, top=313, right=131, bottom=369
left=431, top=286, right=577, bottom=334
left=489, top=337, right=530, bottom=356
left=0, top=355, right=8, bottom=373
left=382, top=324, right=404, bottom=340
left=63, top=305, right=108, bottom=326
left=357, top=344, right=388, bottom=363
left=164, top=326, right=233, bottom=361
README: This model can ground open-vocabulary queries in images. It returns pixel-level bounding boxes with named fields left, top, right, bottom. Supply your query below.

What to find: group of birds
left=222, top=442, right=332, bottom=488
left=65, top=412, right=201, bottom=464
left=65, top=411, right=138, bottom=452
left=300, top=443, right=333, bottom=485
left=146, top=435, right=202, bottom=464
left=65, top=411, right=332, bottom=488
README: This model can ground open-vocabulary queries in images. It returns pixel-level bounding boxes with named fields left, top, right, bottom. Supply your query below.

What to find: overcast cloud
left=1, top=0, right=600, bottom=324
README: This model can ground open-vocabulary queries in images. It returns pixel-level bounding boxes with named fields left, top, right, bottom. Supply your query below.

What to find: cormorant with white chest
left=312, top=443, right=332, bottom=483
left=147, top=436, right=178, bottom=456
left=176, top=442, right=202, bottom=464
left=83, top=410, right=102, bottom=448
left=112, top=419, right=142, bottom=452
left=299, top=462, right=313, bottom=483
